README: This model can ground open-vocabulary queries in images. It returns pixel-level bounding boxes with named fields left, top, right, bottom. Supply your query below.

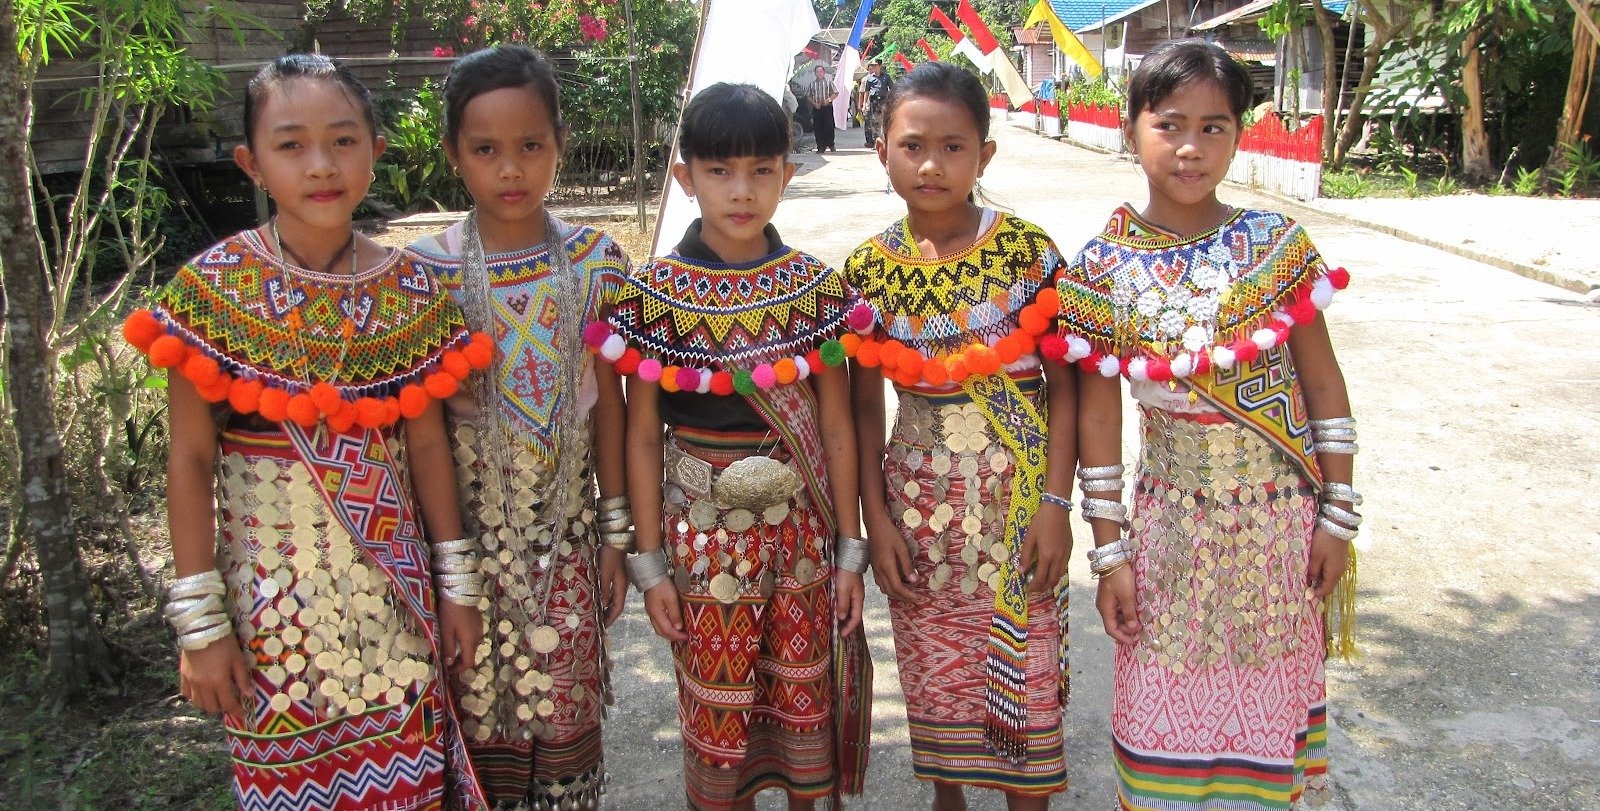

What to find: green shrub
left=1322, top=169, right=1372, bottom=199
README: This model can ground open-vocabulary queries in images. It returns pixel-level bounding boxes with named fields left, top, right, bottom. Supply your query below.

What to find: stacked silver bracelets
left=624, top=548, right=670, bottom=593
left=835, top=535, right=870, bottom=574
left=1087, top=538, right=1135, bottom=579
left=596, top=494, right=636, bottom=553
left=433, top=537, right=487, bottom=607
left=1079, top=463, right=1132, bottom=577
left=1310, top=418, right=1361, bottom=541
left=166, top=570, right=233, bottom=651
left=1317, top=481, right=1364, bottom=542
left=1310, top=416, right=1358, bottom=455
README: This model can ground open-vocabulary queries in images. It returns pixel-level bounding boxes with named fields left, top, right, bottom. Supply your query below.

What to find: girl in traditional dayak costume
left=585, top=83, right=871, bottom=811
left=124, top=54, right=490, bottom=809
left=406, top=46, right=631, bottom=811
left=1057, top=41, right=1359, bottom=810
left=846, top=62, right=1076, bottom=810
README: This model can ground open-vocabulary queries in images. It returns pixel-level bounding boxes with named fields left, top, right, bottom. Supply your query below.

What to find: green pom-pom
left=819, top=340, right=846, bottom=367
left=733, top=369, right=756, bottom=396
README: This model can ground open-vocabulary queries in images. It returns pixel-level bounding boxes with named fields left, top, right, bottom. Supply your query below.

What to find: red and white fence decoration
left=1065, top=103, right=1124, bottom=152
left=1227, top=115, right=1324, bottom=201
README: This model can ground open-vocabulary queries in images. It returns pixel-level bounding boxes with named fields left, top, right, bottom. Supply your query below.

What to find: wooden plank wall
left=30, top=0, right=453, bottom=176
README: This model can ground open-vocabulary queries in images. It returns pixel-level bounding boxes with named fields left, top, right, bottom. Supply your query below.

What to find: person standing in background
left=808, top=64, right=838, bottom=153
left=859, top=59, right=891, bottom=147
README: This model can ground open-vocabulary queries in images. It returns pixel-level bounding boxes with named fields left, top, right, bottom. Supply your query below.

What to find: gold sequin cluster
left=662, top=468, right=824, bottom=604
left=1131, top=409, right=1317, bottom=674
left=221, top=449, right=435, bottom=719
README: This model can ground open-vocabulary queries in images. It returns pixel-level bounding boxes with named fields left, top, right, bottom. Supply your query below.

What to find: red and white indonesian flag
left=930, top=3, right=989, bottom=73
left=833, top=0, right=877, bottom=131
left=653, top=0, right=822, bottom=255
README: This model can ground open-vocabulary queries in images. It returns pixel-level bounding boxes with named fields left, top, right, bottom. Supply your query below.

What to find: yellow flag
left=1025, top=0, right=1102, bottom=78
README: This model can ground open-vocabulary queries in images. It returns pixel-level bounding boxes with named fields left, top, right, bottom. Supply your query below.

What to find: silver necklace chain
left=460, top=211, right=586, bottom=620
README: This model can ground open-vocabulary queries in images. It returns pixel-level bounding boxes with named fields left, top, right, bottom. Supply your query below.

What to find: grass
left=0, top=636, right=233, bottom=809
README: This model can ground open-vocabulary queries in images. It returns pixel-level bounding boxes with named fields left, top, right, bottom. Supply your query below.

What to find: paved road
left=602, top=118, right=1600, bottom=809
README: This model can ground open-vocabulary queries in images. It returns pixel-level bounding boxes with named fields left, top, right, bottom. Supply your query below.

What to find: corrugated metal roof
left=1192, top=0, right=1351, bottom=30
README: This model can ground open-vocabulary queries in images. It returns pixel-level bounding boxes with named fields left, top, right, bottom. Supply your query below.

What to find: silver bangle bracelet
left=835, top=536, right=871, bottom=574
left=165, top=594, right=225, bottom=629
left=625, top=549, right=670, bottom=592
left=1077, top=464, right=1126, bottom=480
left=1314, top=440, right=1359, bottom=455
left=1319, top=502, right=1363, bottom=528
left=1078, top=478, right=1126, bottom=494
left=597, top=516, right=633, bottom=533
left=168, top=578, right=227, bottom=602
left=177, top=621, right=235, bottom=651
left=601, top=531, right=637, bottom=553
left=1080, top=497, right=1129, bottom=525
left=1316, top=515, right=1359, bottom=541
left=433, top=538, right=479, bottom=555
left=1086, top=537, right=1133, bottom=566
left=1312, top=427, right=1358, bottom=441
left=168, top=570, right=225, bottom=595
left=1309, top=417, right=1356, bottom=430
left=1322, top=482, right=1362, bottom=506
left=597, top=494, right=629, bottom=512
left=1040, top=492, right=1073, bottom=512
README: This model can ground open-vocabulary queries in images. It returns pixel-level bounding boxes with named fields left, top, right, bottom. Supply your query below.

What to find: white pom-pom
left=794, top=355, right=811, bottom=380
left=1252, top=328, right=1277, bottom=350
left=1066, top=335, right=1092, bottom=362
left=1273, top=310, right=1295, bottom=326
left=1170, top=353, right=1194, bottom=378
left=1211, top=345, right=1237, bottom=370
left=1127, top=357, right=1150, bottom=382
left=1311, top=276, right=1335, bottom=309
left=600, top=334, right=627, bottom=362
left=1097, top=355, right=1121, bottom=378
left=696, top=369, right=712, bottom=394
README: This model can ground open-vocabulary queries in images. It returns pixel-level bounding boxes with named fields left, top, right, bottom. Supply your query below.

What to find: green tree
left=6, top=0, right=243, bottom=699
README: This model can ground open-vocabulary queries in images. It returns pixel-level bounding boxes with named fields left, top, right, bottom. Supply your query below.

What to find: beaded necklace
left=270, top=218, right=361, bottom=386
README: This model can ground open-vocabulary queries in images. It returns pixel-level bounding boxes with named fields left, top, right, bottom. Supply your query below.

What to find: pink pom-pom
left=847, top=302, right=877, bottom=334
left=637, top=358, right=663, bottom=382
left=1327, top=267, right=1350, bottom=289
left=674, top=366, right=700, bottom=393
left=751, top=363, right=777, bottom=389
left=600, top=334, right=627, bottom=362
left=583, top=322, right=611, bottom=349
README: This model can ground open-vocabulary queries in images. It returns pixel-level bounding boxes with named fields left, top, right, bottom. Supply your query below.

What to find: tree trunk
left=1460, top=26, right=1493, bottom=182
left=1309, top=1, right=1339, bottom=163
left=1333, top=38, right=1389, bottom=168
left=0, top=1, right=117, bottom=701
left=1549, top=2, right=1599, bottom=174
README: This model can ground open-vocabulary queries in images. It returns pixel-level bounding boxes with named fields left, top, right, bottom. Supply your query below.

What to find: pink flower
left=579, top=14, right=608, bottom=42
left=432, top=45, right=455, bottom=57
left=464, top=14, right=478, bottom=27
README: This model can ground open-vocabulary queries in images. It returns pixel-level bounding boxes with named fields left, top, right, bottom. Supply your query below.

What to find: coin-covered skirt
left=449, top=420, right=608, bottom=810
left=216, top=429, right=451, bottom=811
left=661, top=427, right=838, bottom=811
left=1114, top=407, right=1328, bottom=811
left=882, top=376, right=1068, bottom=795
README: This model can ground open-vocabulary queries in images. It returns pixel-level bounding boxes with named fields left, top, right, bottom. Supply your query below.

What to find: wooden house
left=30, top=0, right=453, bottom=177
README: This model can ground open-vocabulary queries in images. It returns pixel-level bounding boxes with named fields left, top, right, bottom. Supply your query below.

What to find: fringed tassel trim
left=1325, top=543, right=1358, bottom=661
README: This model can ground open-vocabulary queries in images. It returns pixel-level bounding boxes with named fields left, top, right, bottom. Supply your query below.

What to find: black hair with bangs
left=244, top=54, right=376, bottom=148
left=443, top=45, right=564, bottom=144
left=1128, top=40, right=1254, bottom=125
left=678, top=82, right=791, bottom=161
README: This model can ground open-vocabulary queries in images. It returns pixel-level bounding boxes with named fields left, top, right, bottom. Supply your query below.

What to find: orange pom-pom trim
left=122, top=310, right=165, bottom=352
left=440, top=349, right=471, bottom=381
left=896, top=351, right=924, bottom=379
left=309, top=382, right=343, bottom=416
left=922, top=357, right=949, bottom=387
left=383, top=398, right=401, bottom=425
left=326, top=402, right=358, bottom=434
left=856, top=339, right=882, bottom=368
left=398, top=384, right=430, bottom=420
left=148, top=335, right=190, bottom=369
left=1034, top=287, right=1061, bottom=314
left=838, top=333, right=862, bottom=357
left=182, top=353, right=222, bottom=388
left=946, top=358, right=969, bottom=382
left=286, top=394, right=321, bottom=427
left=461, top=339, right=493, bottom=370
left=660, top=365, right=682, bottom=393
left=879, top=340, right=907, bottom=372
left=967, top=345, right=1001, bottom=376
left=1018, top=305, right=1051, bottom=337
left=258, top=387, right=291, bottom=423
left=196, top=373, right=233, bottom=403
left=995, top=334, right=1023, bottom=365
left=228, top=378, right=264, bottom=414
left=354, top=397, right=387, bottom=429
left=893, top=367, right=922, bottom=388
left=773, top=358, right=798, bottom=385
left=424, top=371, right=459, bottom=400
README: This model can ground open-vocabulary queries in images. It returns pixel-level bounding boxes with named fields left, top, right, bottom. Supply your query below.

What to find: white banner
left=653, top=0, right=822, bottom=255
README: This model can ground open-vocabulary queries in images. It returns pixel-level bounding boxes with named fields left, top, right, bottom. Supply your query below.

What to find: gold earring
left=451, top=166, right=461, bottom=178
